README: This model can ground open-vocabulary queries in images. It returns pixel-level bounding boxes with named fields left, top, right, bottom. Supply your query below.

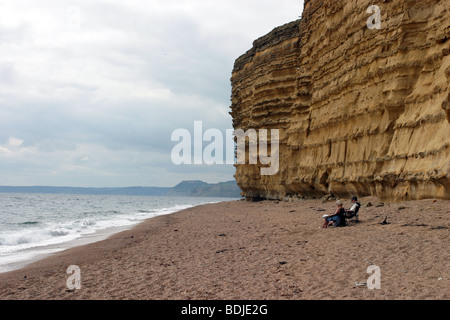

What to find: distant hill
left=188, top=181, right=244, bottom=198
left=167, top=180, right=242, bottom=198
left=167, top=180, right=209, bottom=196
left=0, top=180, right=243, bottom=198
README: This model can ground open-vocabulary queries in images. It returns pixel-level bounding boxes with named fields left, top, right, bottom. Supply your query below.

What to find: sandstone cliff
left=230, top=0, right=450, bottom=201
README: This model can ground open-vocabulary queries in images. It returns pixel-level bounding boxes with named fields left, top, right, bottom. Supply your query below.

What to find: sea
left=0, top=193, right=237, bottom=273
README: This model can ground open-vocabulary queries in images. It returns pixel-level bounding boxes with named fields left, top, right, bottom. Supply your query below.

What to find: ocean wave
left=49, top=230, right=70, bottom=237
left=82, top=220, right=96, bottom=227
left=0, top=230, right=49, bottom=246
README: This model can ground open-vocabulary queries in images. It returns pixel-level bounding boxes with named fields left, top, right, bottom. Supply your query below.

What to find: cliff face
left=230, top=0, right=450, bottom=201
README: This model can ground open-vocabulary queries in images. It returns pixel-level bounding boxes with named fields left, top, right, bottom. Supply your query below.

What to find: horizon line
left=0, top=180, right=238, bottom=189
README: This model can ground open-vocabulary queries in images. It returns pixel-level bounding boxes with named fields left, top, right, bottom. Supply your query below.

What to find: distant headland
left=0, top=180, right=243, bottom=198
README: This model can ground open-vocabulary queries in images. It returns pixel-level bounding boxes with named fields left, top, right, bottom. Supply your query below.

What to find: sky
left=0, top=0, right=304, bottom=188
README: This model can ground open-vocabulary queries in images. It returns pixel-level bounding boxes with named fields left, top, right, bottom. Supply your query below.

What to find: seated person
left=322, top=200, right=346, bottom=228
left=345, top=196, right=361, bottom=221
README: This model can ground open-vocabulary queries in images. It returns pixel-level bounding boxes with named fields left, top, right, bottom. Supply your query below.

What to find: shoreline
left=0, top=224, right=136, bottom=274
left=0, top=198, right=236, bottom=274
left=0, top=198, right=448, bottom=300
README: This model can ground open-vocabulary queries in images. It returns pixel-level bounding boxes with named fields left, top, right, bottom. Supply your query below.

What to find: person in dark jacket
left=345, top=196, right=361, bottom=221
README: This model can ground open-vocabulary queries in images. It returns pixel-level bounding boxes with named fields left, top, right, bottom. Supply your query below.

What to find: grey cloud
left=0, top=0, right=303, bottom=187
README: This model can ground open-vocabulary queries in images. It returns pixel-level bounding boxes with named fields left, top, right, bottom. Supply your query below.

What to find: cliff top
left=233, top=20, right=301, bottom=73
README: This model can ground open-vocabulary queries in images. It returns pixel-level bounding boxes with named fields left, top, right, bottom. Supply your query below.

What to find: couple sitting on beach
left=322, top=196, right=360, bottom=228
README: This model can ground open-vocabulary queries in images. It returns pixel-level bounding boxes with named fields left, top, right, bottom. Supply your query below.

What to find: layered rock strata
left=230, top=0, right=450, bottom=201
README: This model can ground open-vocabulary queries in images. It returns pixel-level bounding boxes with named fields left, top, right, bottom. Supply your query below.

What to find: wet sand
left=0, top=197, right=448, bottom=300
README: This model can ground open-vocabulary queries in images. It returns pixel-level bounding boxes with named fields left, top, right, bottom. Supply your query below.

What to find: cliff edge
left=230, top=0, right=450, bottom=201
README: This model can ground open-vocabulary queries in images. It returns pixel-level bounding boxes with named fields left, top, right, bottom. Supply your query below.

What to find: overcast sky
left=0, top=0, right=304, bottom=187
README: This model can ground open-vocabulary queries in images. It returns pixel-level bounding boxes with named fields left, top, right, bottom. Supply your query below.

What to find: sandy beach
left=0, top=197, right=448, bottom=300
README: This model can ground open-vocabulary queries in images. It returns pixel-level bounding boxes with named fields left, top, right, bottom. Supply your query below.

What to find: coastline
left=0, top=198, right=448, bottom=300
left=0, top=197, right=236, bottom=274
left=0, top=224, right=136, bottom=274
